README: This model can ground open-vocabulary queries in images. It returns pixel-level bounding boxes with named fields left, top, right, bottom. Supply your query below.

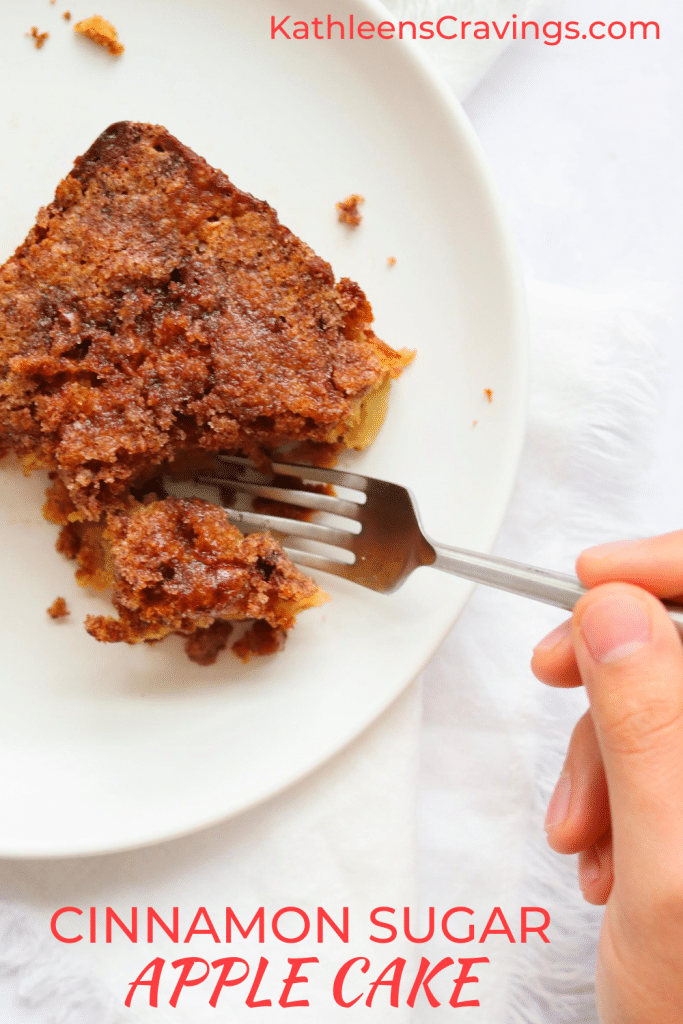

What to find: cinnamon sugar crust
left=83, top=497, right=328, bottom=646
left=0, top=122, right=413, bottom=523
left=1, top=123, right=413, bottom=662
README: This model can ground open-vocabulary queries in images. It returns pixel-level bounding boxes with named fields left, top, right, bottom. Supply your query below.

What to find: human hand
left=531, top=533, right=683, bottom=1023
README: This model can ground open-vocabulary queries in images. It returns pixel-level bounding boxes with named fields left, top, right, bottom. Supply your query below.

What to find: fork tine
left=196, top=474, right=362, bottom=519
left=282, top=547, right=356, bottom=573
left=221, top=508, right=357, bottom=549
left=216, top=454, right=369, bottom=493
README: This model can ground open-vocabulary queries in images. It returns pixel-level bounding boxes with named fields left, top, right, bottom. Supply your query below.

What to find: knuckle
left=600, top=693, right=683, bottom=757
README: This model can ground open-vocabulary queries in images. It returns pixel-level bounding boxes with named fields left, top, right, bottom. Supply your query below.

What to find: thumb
left=572, top=583, right=683, bottom=890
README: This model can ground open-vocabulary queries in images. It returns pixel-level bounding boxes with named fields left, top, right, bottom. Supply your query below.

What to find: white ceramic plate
left=0, top=0, right=526, bottom=856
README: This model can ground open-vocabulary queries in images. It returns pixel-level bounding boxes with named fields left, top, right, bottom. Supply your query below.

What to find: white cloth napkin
left=2, top=3, right=667, bottom=1023
left=417, top=277, right=668, bottom=1022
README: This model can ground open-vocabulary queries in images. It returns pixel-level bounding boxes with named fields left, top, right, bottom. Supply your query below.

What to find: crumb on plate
left=233, top=620, right=287, bottom=663
left=63, top=11, right=71, bottom=20
left=27, top=26, right=49, bottom=49
left=74, top=14, right=124, bottom=55
left=387, top=256, right=397, bottom=268
left=336, top=194, right=364, bottom=227
left=472, top=420, right=478, bottom=427
left=484, top=388, right=493, bottom=403
left=47, top=596, right=69, bottom=619
left=185, top=621, right=234, bottom=666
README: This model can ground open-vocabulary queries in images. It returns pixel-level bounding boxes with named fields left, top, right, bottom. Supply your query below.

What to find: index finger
left=578, top=532, right=683, bottom=600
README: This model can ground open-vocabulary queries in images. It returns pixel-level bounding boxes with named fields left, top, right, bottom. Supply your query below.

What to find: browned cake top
left=85, top=496, right=326, bottom=643
left=0, top=122, right=408, bottom=520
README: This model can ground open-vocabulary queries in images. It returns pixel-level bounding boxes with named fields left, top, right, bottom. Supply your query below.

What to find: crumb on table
left=47, top=597, right=69, bottom=619
left=27, top=26, right=49, bottom=48
left=74, top=15, right=124, bottom=55
left=63, top=11, right=71, bottom=20
left=336, top=194, right=364, bottom=227
left=484, top=388, right=493, bottom=403
left=387, top=256, right=397, bottom=268
left=472, top=420, right=478, bottom=427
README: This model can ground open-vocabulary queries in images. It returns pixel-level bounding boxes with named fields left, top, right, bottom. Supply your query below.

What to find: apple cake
left=0, top=122, right=412, bottom=660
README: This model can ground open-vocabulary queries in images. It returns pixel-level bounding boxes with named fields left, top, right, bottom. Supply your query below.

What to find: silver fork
left=194, top=456, right=683, bottom=634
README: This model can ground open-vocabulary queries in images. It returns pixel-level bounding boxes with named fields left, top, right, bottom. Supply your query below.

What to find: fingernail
left=535, top=618, right=572, bottom=652
left=544, top=773, right=571, bottom=831
left=580, top=593, right=651, bottom=664
left=579, top=846, right=601, bottom=889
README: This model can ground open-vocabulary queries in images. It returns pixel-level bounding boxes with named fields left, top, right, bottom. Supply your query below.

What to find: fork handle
left=430, top=542, right=683, bottom=637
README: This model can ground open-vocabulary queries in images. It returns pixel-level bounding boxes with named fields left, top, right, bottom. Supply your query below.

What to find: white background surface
left=466, top=0, right=682, bottom=536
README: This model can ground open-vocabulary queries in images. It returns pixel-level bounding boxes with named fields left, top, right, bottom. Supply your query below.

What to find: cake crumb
left=472, top=420, right=478, bottom=427
left=233, top=620, right=287, bottom=663
left=47, top=597, right=69, bottom=619
left=74, top=14, right=124, bottom=55
left=387, top=256, right=397, bottom=268
left=82, top=497, right=327, bottom=656
left=336, top=194, right=364, bottom=227
left=185, top=621, right=234, bottom=666
left=484, top=388, right=493, bottom=403
left=63, top=11, right=71, bottom=20
left=27, top=26, right=49, bottom=48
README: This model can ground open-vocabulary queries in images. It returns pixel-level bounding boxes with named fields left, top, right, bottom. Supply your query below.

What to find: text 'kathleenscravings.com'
left=270, top=14, right=661, bottom=45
